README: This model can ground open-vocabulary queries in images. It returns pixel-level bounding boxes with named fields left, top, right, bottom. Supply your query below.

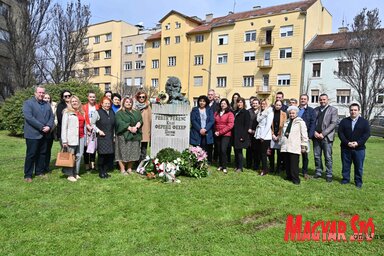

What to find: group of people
left=23, top=86, right=151, bottom=182
left=23, top=86, right=370, bottom=187
left=190, top=89, right=370, bottom=187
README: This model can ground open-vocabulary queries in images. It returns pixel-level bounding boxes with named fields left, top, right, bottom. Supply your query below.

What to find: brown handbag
left=55, top=148, right=75, bottom=168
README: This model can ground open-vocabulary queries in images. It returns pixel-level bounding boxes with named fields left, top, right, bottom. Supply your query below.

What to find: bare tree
left=4, top=0, right=51, bottom=92
left=336, top=8, right=384, bottom=120
left=37, top=0, right=91, bottom=84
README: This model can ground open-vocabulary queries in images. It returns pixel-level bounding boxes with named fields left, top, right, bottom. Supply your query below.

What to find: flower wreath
left=157, top=91, right=169, bottom=104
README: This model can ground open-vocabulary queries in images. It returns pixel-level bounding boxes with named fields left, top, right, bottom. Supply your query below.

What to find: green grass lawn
left=0, top=130, right=383, bottom=255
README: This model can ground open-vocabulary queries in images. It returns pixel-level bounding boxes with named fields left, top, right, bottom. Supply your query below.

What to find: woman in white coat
left=280, top=106, right=308, bottom=185
left=255, top=99, right=273, bottom=175
left=61, top=95, right=86, bottom=182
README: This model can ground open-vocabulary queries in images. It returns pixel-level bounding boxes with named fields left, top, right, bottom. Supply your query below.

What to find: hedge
left=0, top=81, right=102, bottom=136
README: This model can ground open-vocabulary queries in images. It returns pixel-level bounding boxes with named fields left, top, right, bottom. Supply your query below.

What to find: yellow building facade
left=82, top=20, right=138, bottom=92
left=145, top=0, right=332, bottom=103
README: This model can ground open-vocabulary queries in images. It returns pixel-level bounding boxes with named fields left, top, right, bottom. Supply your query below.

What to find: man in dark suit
left=313, top=94, right=338, bottom=182
left=298, top=94, right=316, bottom=179
left=22, top=86, right=54, bottom=182
left=338, top=103, right=370, bottom=188
left=275, top=91, right=288, bottom=112
left=207, top=89, right=219, bottom=162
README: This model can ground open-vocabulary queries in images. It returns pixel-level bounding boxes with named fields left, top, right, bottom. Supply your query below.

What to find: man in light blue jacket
left=22, top=86, right=54, bottom=182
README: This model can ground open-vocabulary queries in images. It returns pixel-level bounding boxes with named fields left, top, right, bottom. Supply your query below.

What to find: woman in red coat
left=214, top=98, right=234, bottom=174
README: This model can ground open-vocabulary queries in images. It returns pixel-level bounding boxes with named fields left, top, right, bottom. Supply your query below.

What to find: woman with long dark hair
left=233, top=97, right=250, bottom=172
left=269, top=100, right=287, bottom=173
left=190, top=95, right=214, bottom=163
left=214, top=98, right=234, bottom=174
left=56, top=90, right=72, bottom=143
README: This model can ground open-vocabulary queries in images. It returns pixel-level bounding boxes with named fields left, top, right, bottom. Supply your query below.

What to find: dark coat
left=96, top=109, right=115, bottom=154
left=233, top=108, right=250, bottom=149
left=300, top=106, right=316, bottom=139
left=338, top=116, right=370, bottom=150
left=190, top=107, right=214, bottom=145
left=56, top=101, right=67, bottom=139
left=23, top=97, right=54, bottom=139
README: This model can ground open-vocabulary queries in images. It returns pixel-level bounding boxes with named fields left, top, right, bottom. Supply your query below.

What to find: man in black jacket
left=298, top=94, right=316, bottom=179
left=338, top=103, right=370, bottom=188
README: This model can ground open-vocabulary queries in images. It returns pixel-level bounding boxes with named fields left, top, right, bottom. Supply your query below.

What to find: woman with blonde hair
left=61, top=95, right=86, bottom=182
left=115, top=97, right=143, bottom=175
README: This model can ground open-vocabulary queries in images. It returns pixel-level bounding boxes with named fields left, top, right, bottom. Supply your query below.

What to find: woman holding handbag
left=61, top=95, right=86, bottom=182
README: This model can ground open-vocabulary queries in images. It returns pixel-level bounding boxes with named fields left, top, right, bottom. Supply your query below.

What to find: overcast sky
left=79, top=0, right=383, bottom=32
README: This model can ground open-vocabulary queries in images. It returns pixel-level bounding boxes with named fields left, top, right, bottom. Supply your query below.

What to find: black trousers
left=285, top=153, right=300, bottom=184
left=45, top=137, right=54, bottom=172
left=213, top=136, right=218, bottom=162
left=24, top=137, right=48, bottom=178
left=217, top=136, right=231, bottom=169
left=256, top=139, right=270, bottom=171
left=234, top=148, right=244, bottom=170
left=246, top=135, right=256, bottom=169
left=268, top=148, right=283, bottom=172
left=84, top=149, right=96, bottom=165
left=98, top=153, right=114, bottom=175
left=301, top=152, right=309, bottom=175
left=140, top=142, right=148, bottom=161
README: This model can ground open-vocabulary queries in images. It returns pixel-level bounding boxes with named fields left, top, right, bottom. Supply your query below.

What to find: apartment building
left=145, top=0, right=332, bottom=103
left=81, top=20, right=139, bottom=92
left=121, top=27, right=160, bottom=95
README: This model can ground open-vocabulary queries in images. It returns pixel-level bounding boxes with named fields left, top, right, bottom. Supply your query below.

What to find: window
left=134, top=77, right=143, bottom=86
left=336, top=89, right=351, bottom=104
left=175, top=22, right=181, bottom=29
left=83, top=69, right=89, bottom=77
left=94, top=35, right=100, bottom=44
left=125, top=78, right=132, bottom=86
left=338, top=61, right=353, bottom=76
left=105, top=33, right=112, bottom=41
left=93, top=67, right=99, bottom=76
left=135, top=44, right=144, bottom=54
left=0, top=2, right=9, bottom=16
left=152, top=59, right=159, bottom=69
left=151, top=78, right=159, bottom=87
left=194, top=76, right=203, bottom=86
left=244, top=51, right=256, bottom=62
left=135, top=61, right=144, bottom=69
left=83, top=38, right=89, bottom=46
left=152, top=41, right=160, bottom=48
left=123, top=61, right=132, bottom=71
left=243, top=76, right=254, bottom=87
left=279, top=48, right=292, bottom=58
left=217, top=77, right=227, bottom=87
left=165, top=23, right=171, bottom=30
left=105, top=50, right=111, bottom=59
left=280, top=25, right=293, bottom=37
left=376, top=89, right=384, bottom=104
left=104, top=66, right=111, bottom=75
left=105, top=83, right=111, bottom=91
left=0, top=29, right=9, bottom=41
left=218, top=34, right=228, bottom=45
left=194, top=55, right=203, bottom=65
left=311, top=89, right=319, bottom=103
left=263, top=75, right=270, bottom=89
left=244, top=30, right=256, bottom=42
left=125, top=45, right=133, bottom=54
left=168, top=56, right=176, bottom=66
left=164, top=37, right=170, bottom=45
left=277, top=74, right=291, bottom=86
left=312, top=63, right=321, bottom=77
left=195, top=34, right=204, bottom=43
left=217, top=53, right=228, bottom=64
left=93, top=52, right=100, bottom=60
left=175, top=36, right=180, bottom=44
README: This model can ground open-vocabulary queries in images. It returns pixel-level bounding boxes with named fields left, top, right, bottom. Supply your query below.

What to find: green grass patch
left=0, top=131, right=383, bottom=255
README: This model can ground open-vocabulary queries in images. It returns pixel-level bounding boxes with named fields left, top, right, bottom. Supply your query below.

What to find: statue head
left=165, top=77, right=181, bottom=97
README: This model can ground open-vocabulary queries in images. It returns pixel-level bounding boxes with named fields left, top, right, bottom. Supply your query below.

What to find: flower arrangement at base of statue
left=136, top=147, right=209, bottom=182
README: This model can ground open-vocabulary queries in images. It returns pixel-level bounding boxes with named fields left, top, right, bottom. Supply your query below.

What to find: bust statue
left=165, top=77, right=189, bottom=105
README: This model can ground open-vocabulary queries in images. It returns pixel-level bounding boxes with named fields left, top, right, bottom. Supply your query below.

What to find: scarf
left=134, top=101, right=148, bottom=111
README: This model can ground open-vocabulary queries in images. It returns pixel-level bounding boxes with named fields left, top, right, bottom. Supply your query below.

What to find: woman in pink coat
left=214, top=98, right=234, bottom=174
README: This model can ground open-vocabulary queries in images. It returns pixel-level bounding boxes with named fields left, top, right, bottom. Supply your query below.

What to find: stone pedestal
left=150, top=104, right=190, bottom=157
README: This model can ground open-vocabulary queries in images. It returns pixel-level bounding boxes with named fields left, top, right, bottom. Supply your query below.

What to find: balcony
left=259, top=38, right=274, bottom=48
left=257, top=59, right=273, bottom=69
left=256, top=86, right=271, bottom=95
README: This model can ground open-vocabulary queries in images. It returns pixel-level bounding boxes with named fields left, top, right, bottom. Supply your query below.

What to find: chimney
left=338, top=26, right=348, bottom=33
left=253, top=6, right=261, bottom=10
left=205, top=13, right=213, bottom=23
left=228, top=11, right=234, bottom=15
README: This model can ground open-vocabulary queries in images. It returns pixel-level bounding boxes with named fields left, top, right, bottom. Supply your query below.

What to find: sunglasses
left=138, top=96, right=146, bottom=99
left=64, top=95, right=71, bottom=98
